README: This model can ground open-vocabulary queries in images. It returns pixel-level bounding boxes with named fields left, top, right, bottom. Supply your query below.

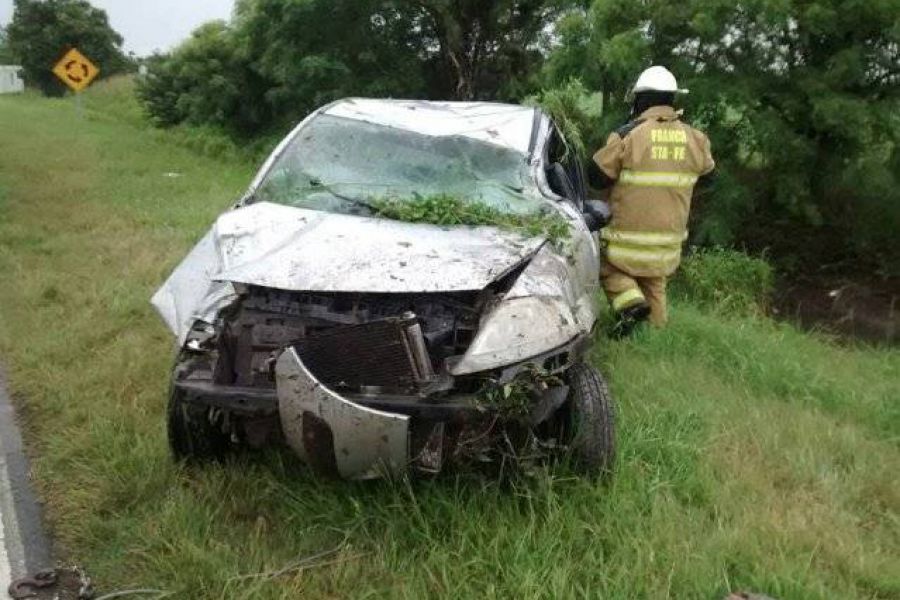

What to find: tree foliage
left=407, top=0, right=576, bottom=100
left=7, top=0, right=129, bottom=96
left=136, top=0, right=900, bottom=275
left=137, top=0, right=577, bottom=134
left=137, top=21, right=269, bottom=132
left=233, top=0, right=430, bottom=131
left=0, top=26, right=15, bottom=64
left=546, top=0, right=900, bottom=274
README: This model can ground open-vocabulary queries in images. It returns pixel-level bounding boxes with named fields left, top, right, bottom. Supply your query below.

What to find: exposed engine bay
left=218, top=287, right=484, bottom=393
left=172, top=283, right=587, bottom=477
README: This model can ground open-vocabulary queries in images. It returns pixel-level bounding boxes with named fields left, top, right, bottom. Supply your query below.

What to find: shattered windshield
left=253, top=114, right=544, bottom=216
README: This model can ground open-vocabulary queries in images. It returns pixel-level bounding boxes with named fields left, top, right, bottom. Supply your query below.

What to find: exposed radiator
left=293, top=314, right=434, bottom=392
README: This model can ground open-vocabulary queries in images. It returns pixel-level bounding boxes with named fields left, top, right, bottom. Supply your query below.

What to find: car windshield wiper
left=313, top=182, right=380, bottom=214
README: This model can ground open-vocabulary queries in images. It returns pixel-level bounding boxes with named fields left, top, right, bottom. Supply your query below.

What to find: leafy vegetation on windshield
left=370, top=194, right=571, bottom=244
left=253, top=114, right=540, bottom=217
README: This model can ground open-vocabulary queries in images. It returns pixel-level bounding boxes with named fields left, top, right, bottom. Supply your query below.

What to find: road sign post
left=52, top=48, right=100, bottom=95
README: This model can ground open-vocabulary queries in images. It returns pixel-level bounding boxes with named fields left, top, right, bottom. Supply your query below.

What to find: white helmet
left=631, top=66, right=689, bottom=95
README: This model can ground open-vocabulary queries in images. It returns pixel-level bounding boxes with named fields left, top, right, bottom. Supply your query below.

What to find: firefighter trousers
left=600, top=261, right=668, bottom=327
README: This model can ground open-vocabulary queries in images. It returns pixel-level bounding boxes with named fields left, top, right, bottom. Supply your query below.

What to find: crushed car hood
left=153, top=202, right=544, bottom=343
left=214, top=202, right=543, bottom=292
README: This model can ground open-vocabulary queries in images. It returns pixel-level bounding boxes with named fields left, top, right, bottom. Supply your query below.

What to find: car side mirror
left=583, top=200, right=611, bottom=232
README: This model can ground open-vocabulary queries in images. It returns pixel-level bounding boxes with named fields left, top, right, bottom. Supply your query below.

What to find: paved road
left=0, top=369, right=52, bottom=591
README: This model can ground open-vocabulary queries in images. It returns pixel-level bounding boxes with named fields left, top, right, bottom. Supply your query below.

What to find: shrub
left=670, top=248, right=774, bottom=316
left=134, top=21, right=268, bottom=134
left=527, top=79, right=604, bottom=161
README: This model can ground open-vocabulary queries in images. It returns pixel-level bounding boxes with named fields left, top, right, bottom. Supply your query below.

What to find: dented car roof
left=324, top=98, right=538, bottom=154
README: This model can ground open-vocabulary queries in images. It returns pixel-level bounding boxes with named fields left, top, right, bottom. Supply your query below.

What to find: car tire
left=167, top=384, right=230, bottom=462
left=564, top=362, right=616, bottom=476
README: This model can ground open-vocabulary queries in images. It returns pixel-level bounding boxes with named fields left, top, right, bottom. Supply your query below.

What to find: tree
left=0, top=26, right=15, bottom=63
left=136, top=21, right=270, bottom=133
left=7, top=0, right=129, bottom=96
left=402, top=0, right=580, bottom=100
left=234, top=0, right=431, bottom=130
left=545, top=0, right=900, bottom=275
left=138, top=0, right=580, bottom=133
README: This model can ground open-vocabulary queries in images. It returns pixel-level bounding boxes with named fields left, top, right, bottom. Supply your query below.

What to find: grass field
left=0, top=80, right=898, bottom=599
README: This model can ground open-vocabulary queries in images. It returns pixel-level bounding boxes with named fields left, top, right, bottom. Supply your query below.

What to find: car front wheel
left=167, top=384, right=230, bottom=462
left=564, top=362, right=616, bottom=476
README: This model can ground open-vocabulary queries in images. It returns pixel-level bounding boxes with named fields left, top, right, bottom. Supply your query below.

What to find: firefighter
left=592, top=66, right=715, bottom=337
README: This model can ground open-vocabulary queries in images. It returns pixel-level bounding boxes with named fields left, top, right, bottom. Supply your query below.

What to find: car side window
left=546, top=127, right=586, bottom=209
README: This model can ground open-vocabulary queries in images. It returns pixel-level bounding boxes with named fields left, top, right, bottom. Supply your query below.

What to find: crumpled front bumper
left=275, top=348, right=411, bottom=480
left=173, top=336, right=588, bottom=479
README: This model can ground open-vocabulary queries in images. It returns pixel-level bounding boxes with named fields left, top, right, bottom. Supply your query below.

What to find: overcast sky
left=0, top=0, right=236, bottom=56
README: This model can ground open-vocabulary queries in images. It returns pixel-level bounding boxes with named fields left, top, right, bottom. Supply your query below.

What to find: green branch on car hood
left=369, top=194, right=572, bottom=245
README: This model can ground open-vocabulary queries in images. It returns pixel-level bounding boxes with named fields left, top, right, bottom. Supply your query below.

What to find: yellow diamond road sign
left=52, top=48, right=100, bottom=93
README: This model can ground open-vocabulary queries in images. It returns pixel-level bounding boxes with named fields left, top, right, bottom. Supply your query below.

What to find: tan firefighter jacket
left=593, top=105, right=715, bottom=278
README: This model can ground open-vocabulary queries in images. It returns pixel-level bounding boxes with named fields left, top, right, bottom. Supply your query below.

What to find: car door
left=544, top=126, right=587, bottom=210
left=540, top=122, right=601, bottom=303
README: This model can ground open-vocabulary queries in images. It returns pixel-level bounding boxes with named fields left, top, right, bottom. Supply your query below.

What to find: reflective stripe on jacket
left=593, top=106, right=714, bottom=277
left=601, top=228, right=687, bottom=276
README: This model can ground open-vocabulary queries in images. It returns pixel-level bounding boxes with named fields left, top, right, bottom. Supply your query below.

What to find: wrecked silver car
left=153, top=99, right=615, bottom=479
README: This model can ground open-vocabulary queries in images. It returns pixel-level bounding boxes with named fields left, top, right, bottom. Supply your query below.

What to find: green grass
left=0, top=80, right=898, bottom=599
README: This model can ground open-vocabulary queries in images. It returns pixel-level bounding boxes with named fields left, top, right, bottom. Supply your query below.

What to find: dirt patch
left=774, top=276, right=899, bottom=344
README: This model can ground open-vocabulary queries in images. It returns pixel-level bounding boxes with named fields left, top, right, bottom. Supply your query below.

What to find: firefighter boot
left=609, top=302, right=651, bottom=339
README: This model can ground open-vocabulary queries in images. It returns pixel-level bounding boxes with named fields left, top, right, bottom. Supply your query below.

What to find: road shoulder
left=0, top=368, right=52, bottom=589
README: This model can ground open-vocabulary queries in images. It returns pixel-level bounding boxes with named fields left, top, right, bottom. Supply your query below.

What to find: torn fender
left=150, top=229, right=237, bottom=346
left=275, top=348, right=409, bottom=480
left=450, top=245, right=597, bottom=375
